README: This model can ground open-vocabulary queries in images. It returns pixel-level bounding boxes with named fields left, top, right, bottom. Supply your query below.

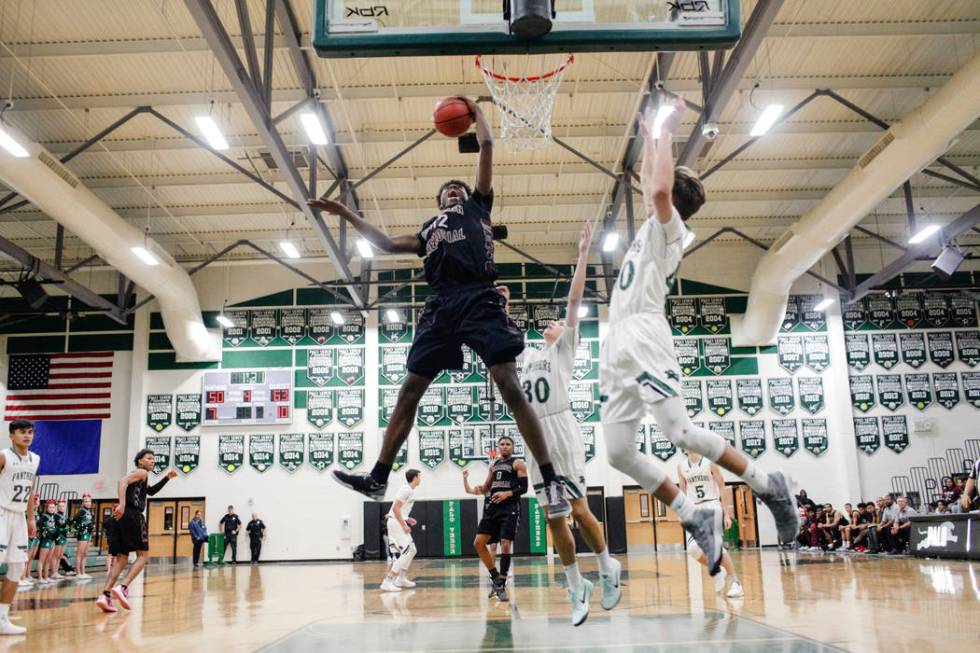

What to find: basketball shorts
left=385, top=517, right=413, bottom=552
left=407, top=285, right=525, bottom=379
left=600, top=314, right=683, bottom=425
left=104, top=519, right=122, bottom=556
left=0, top=509, right=29, bottom=564
left=686, top=500, right=722, bottom=560
left=477, top=502, right=520, bottom=544
left=117, top=509, right=149, bottom=554
left=528, top=410, right=587, bottom=510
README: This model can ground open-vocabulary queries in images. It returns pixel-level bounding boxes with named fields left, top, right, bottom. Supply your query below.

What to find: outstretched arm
left=306, top=198, right=421, bottom=254
left=638, top=97, right=684, bottom=225
left=565, top=223, right=592, bottom=330
left=462, top=97, right=493, bottom=195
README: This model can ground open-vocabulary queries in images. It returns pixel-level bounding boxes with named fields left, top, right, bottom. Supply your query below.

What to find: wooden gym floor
left=6, top=550, right=977, bottom=652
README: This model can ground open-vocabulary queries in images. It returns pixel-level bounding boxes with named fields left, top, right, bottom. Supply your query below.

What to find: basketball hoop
left=476, top=54, right=573, bottom=152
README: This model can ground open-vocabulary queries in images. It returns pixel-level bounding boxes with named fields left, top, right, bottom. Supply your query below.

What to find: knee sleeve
left=4, top=562, right=23, bottom=580
left=604, top=421, right=667, bottom=492
left=650, top=398, right=726, bottom=461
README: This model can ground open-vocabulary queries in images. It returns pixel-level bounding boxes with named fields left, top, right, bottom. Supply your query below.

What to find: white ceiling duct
left=0, top=124, right=221, bottom=361
left=735, top=51, right=980, bottom=346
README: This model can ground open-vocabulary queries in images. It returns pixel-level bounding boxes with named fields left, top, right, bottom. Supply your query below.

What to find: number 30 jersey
left=0, top=448, right=39, bottom=513
left=519, top=324, right=578, bottom=418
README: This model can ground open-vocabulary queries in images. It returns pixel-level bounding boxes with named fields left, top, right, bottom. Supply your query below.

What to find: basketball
left=433, top=97, right=473, bottom=137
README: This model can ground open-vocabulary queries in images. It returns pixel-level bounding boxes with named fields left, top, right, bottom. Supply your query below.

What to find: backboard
left=312, top=1, right=741, bottom=58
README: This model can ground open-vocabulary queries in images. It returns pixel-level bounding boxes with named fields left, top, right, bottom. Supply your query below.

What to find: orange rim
left=476, top=54, right=574, bottom=83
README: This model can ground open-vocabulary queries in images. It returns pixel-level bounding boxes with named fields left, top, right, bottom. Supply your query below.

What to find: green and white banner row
left=844, top=330, right=980, bottom=370
left=842, top=291, right=977, bottom=332
left=220, top=308, right=366, bottom=347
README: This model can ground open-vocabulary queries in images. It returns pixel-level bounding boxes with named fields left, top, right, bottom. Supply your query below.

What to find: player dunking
left=96, top=449, right=177, bottom=613
left=309, top=97, right=570, bottom=518
left=678, top=451, right=743, bottom=598
left=518, top=223, right=622, bottom=625
left=599, top=98, right=799, bottom=576
left=0, top=420, right=40, bottom=634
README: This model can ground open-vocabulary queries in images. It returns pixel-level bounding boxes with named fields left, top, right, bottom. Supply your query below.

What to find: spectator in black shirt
left=796, top=489, right=816, bottom=510
left=848, top=503, right=876, bottom=551
left=219, top=506, right=242, bottom=563
left=246, top=513, right=266, bottom=564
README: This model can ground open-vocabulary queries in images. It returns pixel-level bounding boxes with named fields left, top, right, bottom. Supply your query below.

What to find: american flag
left=4, top=352, right=113, bottom=421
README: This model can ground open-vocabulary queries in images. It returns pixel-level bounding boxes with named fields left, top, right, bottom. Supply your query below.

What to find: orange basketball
left=433, top=97, right=473, bottom=137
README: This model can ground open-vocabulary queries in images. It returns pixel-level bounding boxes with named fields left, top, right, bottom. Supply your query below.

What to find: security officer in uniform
left=245, top=513, right=266, bottom=564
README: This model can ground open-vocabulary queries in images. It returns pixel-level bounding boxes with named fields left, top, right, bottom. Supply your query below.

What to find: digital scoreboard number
left=201, top=369, right=293, bottom=426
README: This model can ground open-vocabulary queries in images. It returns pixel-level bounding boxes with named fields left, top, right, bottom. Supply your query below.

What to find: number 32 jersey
left=519, top=324, right=578, bottom=418
left=0, top=448, right=39, bottom=513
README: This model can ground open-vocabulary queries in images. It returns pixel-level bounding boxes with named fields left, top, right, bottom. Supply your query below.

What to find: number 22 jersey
left=0, top=448, right=39, bottom=513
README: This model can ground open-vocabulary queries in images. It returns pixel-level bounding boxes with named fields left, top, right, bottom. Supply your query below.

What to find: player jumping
left=599, top=98, right=799, bottom=576
left=0, top=420, right=40, bottom=634
left=309, top=96, right=570, bottom=518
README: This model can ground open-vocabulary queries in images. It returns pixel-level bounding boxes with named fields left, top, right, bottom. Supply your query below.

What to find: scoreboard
left=202, top=369, right=293, bottom=426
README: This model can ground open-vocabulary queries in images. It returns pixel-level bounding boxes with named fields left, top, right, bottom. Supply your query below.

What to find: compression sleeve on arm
left=514, top=476, right=528, bottom=497
left=147, top=476, right=171, bottom=496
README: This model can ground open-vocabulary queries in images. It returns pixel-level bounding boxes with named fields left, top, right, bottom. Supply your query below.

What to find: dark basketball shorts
left=116, top=509, right=149, bottom=554
left=406, top=285, right=525, bottom=379
left=477, top=503, right=521, bottom=544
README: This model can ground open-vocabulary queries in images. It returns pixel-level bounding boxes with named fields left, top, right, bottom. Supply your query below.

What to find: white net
left=477, top=54, right=573, bottom=153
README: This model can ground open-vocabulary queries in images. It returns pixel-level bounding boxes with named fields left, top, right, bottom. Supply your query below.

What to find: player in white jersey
left=599, top=98, right=799, bottom=576
left=678, top=451, right=743, bottom=598
left=0, top=420, right=40, bottom=634
left=519, top=224, right=621, bottom=626
left=380, top=469, right=422, bottom=592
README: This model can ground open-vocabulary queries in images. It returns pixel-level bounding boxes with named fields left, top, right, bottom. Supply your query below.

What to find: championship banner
left=307, top=389, right=334, bottom=428
left=876, top=374, right=904, bottom=411
left=923, top=293, right=950, bottom=328
left=845, top=333, right=871, bottom=370
left=781, top=295, right=800, bottom=332
left=336, top=346, right=365, bottom=385
left=391, top=436, right=409, bottom=471
left=146, top=394, right=173, bottom=432
left=531, top=304, right=561, bottom=339
left=739, top=420, right=766, bottom=459
left=337, top=431, right=363, bottom=469
left=777, top=336, right=803, bottom=374
left=927, top=331, right=955, bottom=368
left=842, top=298, right=867, bottom=331
left=278, top=433, right=304, bottom=472
left=573, top=341, right=596, bottom=381
left=871, top=333, right=899, bottom=370
left=895, top=293, right=922, bottom=328
left=569, top=382, right=598, bottom=422
left=956, top=331, right=980, bottom=367
left=797, top=376, right=825, bottom=414
left=772, top=419, right=800, bottom=458
left=307, top=308, right=335, bottom=345
left=635, top=424, right=646, bottom=454
left=736, top=378, right=763, bottom=416
left=144, top=436, right=171, bottom=474
left=799, top=294, right=827, bottom=331
left=477, top=385, right=506, bottom=422
left=336, top=388, right=364, bottom=427
left=378, top=387, right=398, bottom=426
left=174, top=435, right=199, bottom=474
left=249, top=434, right=275, bottom=472
left=380, top=345, right=410, bottom=385
left=706, top=379, right=733, bottom=417
left=899, top=332, right=927, bottom=368
left=668, top=298, right=697, bottom=335
left=280, top=308, right=307, bottom=345
left=175, top=394, right=202, bottom=432
left=933, top=372, right=960, bottom=409
left=698, top=297, right=727, bottom=334
left=849, top=375, right=875, bottom=413
left=803, top=335, right=830, bottom=373
left=882, top=415, right=909, bottom=453
left=222, top=310, right=249, bottom=347
left=581, top=425, right=596, bottom=463
left=307, top=348, right=335, bottom=386
left=950, top=294, right=978, bottom=327
left=674, top=339, right=701, bottom=376
left=379, top=315, right=411, bottom=343
left=448, top=427, right=478, bottom=467
left=447, top=385, right=476, bottom=424
left=682, top=380, right=703, bottom=417
left=508, top=304, right=529, bottom=334
left=648, top=423, right=676, bottom=461
left=250, top=309, right=278, bottom=346
left=962, top=371, right=980, bottom=408
left=853, top=416, right=880, bottom=455
left=449, top=347, right=476, bottom=384
left=418, top=429, right=445, bottom=468
left=702, top=337, right=731, bottom=375
left=708, top=421, right=736, bottom=448
left=218, top=435, right=244, bottom=474
left=768, top=378, right=795, bottom=416
left=801, top=418, right=829, bottom=457
left=336, top=311, right=366, bottom=345
left=905, top=373, right=932, bottom=410
left=867, top=294, right=895, bottom=329
left=417, top=385, right=446, bottom=427
left=308, top=433, right=334, bottom=470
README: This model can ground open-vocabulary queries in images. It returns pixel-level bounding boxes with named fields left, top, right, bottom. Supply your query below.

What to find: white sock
left=670, top=493, right=698, bottom=523
left=596, top=548, right=616, bottom=576
left=564, top=562, right=583, bottom=593
left=0, top=604, right=9, bottom=620
left=741, top=460, right=770, bottom=494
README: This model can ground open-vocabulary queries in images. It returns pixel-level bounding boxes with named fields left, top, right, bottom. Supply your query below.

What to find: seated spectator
left=796, top=489, right=817, bottom=510
left=797, top=507, right=820, bottom=550
left=875, top=495, right=898, bottom=553
left=940, top=477, right=960, bottom=505
left=819, top=503, right=845, bottom=550
left=849, top=503, right=876, bottom=551
left=890, top=496, right=917, bottom=553
left=927, top=501, right=938, bottom=514
left=934, top=500, right=951, bottom=515
left=839, top=503, right=855, bottom=547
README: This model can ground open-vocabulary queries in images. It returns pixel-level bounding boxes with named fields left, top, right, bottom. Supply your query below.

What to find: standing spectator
left=189, top=511, right=208, bottom=567
left=72, top=494, right=96, bottom=579
left=796, top=489, right=817, bottom=510
left=219, top=505, right=242, bottom=564
left=890, top=496, right=917, bottom=553
left=875, top=496, right=898, bottom=553
left=246, top=513, right=266, bottom=564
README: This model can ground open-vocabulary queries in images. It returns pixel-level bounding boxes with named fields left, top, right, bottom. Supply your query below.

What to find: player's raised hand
left=457, top=96, right=480, bottom=116
left=166, top=469, right=178, bottom=480
left=578, top=223, right=593, bottom=255
left=660, top=96, right=685, bottom=134
left=462, top=470, right=469, bottom=479
left=307, top=197, right=350, bottom=216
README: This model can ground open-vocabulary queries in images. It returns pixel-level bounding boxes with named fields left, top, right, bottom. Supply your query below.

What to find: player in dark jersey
left=96, top=448, right=176, bottom=613
left=463, top=436, right=527, bottom=601
left=308, top=96, right=570, bottom=519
